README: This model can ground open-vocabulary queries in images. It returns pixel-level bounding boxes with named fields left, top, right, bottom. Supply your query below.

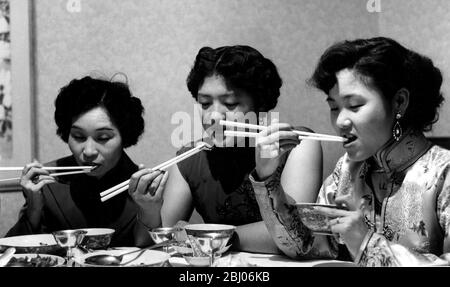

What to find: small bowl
left=80, top=228, right=115, bottom=250
left=184, top=224, right=235, bottom=238
left=148, top=227, right=183, bottom=244
left=295, top=203, right=346, bottom=235
left=175, top=242, right=231, bottom=256
left=183, top=255, right=220, bottom=267
left=52, top=229, right=87, bottom=248
left=184, top=224, right=235, bottom=256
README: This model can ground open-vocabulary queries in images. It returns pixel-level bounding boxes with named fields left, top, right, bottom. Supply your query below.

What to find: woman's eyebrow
left=71, top=125, right=114, bottom=131
left=95, top=127, right=115, bottom=132
left=340, top=93, right=361, bottom=99
left=219, top=92, right=236, bottom=100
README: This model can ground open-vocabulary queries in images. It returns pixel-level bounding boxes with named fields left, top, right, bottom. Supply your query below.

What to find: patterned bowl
left=184, top=224, right=235, bottom=255
left=295, top=203, right=346, bottom=235
left=184, top=224, right=235, bottom=239
left=79, top=228, right=115, bottom=250
left=175, top=240, right=231, bottom=257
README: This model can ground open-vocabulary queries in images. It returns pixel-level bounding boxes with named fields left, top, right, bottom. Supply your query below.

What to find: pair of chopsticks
left=220, top=120, right=346, bottom=142
left=0, top=166, right=95, bottom=183
left=100, top=142, right=212, bottom=202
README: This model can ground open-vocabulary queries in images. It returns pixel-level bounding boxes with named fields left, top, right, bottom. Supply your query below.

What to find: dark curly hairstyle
left=187, top=45, right=283, bottom=111
left=54, top=76, right=145, bottom=148
left=309, top=37, right=444, bottom=132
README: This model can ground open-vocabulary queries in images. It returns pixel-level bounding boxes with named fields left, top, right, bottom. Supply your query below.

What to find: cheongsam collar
left=371, top=128, right=432, bottom=174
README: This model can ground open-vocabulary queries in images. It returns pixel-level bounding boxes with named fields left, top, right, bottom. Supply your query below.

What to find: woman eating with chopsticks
left=249, top=37, right=450, bottom=266
left=133, top=45, right=324, bottom=253
left=6, top=75, right=161, bottom=247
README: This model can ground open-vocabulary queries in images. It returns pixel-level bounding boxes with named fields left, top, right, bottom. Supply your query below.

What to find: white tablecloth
left=169, top=251, right=356, bottom=267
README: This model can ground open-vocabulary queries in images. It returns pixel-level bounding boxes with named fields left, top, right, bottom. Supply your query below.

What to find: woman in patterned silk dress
left=249, top=37, right=450, bottom=266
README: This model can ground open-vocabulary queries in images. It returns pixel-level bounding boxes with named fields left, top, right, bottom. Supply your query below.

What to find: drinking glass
left=52, top=229, right=87, bottom=261
left=194, top=232, right=231, bottom=266
left=148, top=227, right=182, bottom=253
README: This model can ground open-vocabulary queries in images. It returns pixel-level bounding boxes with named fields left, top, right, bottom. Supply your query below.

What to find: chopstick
left=0, top=166, right=95, bottom=171
left=224, top=130, right=259, bottom=138
left=224, top=130, right=345, bottom=142
left=99, top=144, right=205, bottom=198
left=220, top=120, right=346, bottom=142
left=100, top=142, right=212, bottom=202
left=0, top=170, right=91, bottom=183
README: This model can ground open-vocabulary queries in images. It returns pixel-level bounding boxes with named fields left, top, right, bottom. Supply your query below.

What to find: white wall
left=3, top=0, right=382, bottom=236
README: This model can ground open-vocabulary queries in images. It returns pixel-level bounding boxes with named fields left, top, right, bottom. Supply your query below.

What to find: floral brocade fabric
left=317, top=130, right=450, bottom=266
left=251, top=129, right=450, bottom=266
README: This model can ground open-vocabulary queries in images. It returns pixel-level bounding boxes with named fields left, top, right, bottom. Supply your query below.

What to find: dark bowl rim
left=81, top=228, right=116, bottom=236
left=295, top=203, right=345, bottom=209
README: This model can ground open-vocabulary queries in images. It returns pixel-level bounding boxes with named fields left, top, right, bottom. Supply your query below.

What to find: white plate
left=237, top=252, right=355, bottom=267
left=182, top=255, right=211, bottom=267
left=5, top=253, right=65, bottom=267
left=313, top=261, right=357, bottom=267
left=74, top=248, right=170, bottom=267
left=81, top=228, right=115, bottom=236
left=0, top=234, right=60, bottom=254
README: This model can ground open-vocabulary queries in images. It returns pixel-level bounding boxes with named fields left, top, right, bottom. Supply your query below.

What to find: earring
left=393, top=112, right=402, bottom=141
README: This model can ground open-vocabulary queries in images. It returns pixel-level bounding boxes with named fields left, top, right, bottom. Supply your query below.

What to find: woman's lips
left=343, top=135, right=357, bottom=147
left=90, top=165, right=100, bottom=171
left=83, top=163, right=101, bottom=172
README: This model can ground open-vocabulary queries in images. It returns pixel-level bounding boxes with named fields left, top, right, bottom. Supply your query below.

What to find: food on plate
left=212, top=254, right=256, bottom=267
left=6, top=254, right=60, bottom=267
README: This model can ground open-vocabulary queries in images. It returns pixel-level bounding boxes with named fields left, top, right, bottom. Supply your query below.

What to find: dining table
left=67, top=246, right=356, bottom=267
left=0, top=231, right=358, bottom=267
left=168, top=251, right=355, bottom=267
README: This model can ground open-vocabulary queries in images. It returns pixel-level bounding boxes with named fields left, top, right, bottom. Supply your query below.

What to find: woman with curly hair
left=250, top=37, right=450, bottom=266
left=6, top=75, right=163, bottom=247
left=135, top=45, right=323, bottom=253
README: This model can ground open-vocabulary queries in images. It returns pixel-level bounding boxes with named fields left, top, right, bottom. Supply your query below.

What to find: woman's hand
left=128, top=164, right=169, bottom=211
left=20, top=161, right=56, bottom=213
left=315, top=206, right=369, bottom=258
left=255, top=119, right=300, bottom=180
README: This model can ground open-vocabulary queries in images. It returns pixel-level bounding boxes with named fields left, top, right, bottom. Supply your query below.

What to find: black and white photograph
left=0, top=0, right=449, bottom=279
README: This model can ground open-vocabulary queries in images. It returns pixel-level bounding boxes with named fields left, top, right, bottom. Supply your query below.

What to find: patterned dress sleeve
left=249, top=158, right=343, bottom=260
left=356, top=166, right=450, bottom=267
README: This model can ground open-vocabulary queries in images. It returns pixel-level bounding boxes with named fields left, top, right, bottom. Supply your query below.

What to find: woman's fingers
left=21, top=166, right=52, bottom=192
left=22, top=161, right=41, bottom=175
left=257, top=130, right=299, bottom=146
left=152, top=171, right=169, bottom=199
left=135, top=170, right=163, bottom=196
left=258, top=123, right=294, bottom=136
left=33, top=177, right=56, bottom=191
left=147, top=171, right=165, bottom=196
left=23, top=165, right=50, bottom=179
left=128, top=166, right=151, bottom=195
